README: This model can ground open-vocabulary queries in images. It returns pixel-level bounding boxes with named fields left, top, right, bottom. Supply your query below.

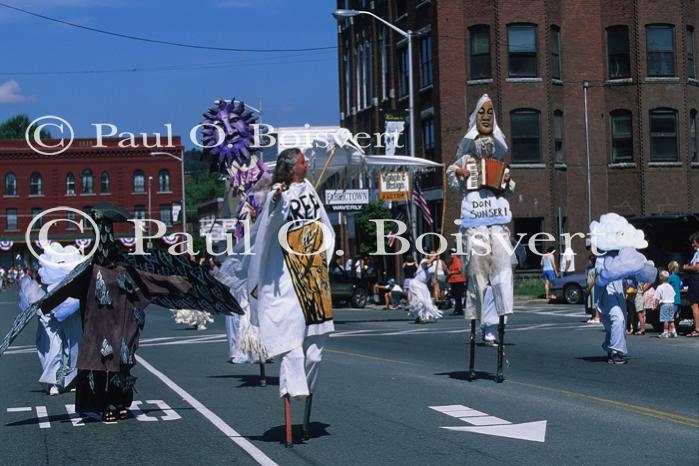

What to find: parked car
left=550, top=273, right=586, bottom=304
left=330, top=274, right=368, bottom=308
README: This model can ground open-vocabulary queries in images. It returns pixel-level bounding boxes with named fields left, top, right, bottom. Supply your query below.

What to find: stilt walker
left=447, top=94, right=517, bottom=382
left=247, top=148, right=336, bottom=447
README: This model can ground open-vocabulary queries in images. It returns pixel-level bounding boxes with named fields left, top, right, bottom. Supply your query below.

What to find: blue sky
left=0, top=0, right=340, bottom=147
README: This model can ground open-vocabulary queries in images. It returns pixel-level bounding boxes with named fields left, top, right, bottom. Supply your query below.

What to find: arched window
left=66, top=172, right=75, bottom=195
left=133, top=170, right=145, bottom=193
left=82, top=169, right=93, bottom=194
left=510, top=109, right=541, bottom=162
left=610, top=110, right=634, bottom=162
left=30, top=172, right=42, bottom=196
left=649, top=108, right=678, bottom=161
left=5, top=173, right=16, bottom=196
left=158, top=169, right=170, bottom=192
left=553, top=110, right=564, bottom=163
left=507, top=24, right=538, bottom=78
left=100, top=171, right=110, bottom=193
left=690, top=109, right=697, bottom=162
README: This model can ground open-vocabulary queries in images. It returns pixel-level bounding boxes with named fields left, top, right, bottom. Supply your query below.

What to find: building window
left=551, top=26, right=561, bottom=79
left=4, top=173, right=16, bottom=196
left=469, top=25, right=491, bottom=80
left=355, top=42, right=362, bottom=108
left=646, top=25, right=675, bottom=77
left=134, top=205, right=146, bottom=220
left=100, top=171, right=110, bottom=193
left=380, top=29, right=389, bottom=100
left=553, top=110, right=564, bottom=163
left=6, top=208, right=17, bottom=231
left=689, top=27, right=696, bottom=80
left=607, top=26, right=630, bottom=79
left=649, top=109, right=678, bottom=162
left=420, top=34, right=433, bottom=87
left=81, top=169, right=93, bottom=194
left=365, top=39, right=374, bottom=106
left=508, top=24, right=538, bottom=78
left=66, top=173, right=75, bottom=195
left=690, top=109, right=697, bottom=162
left=343, top=41, right=351, bottom=113
left=159, top=204, right=172, bottom=226
left=422, top=118, right=435, bottom=153
left=399, top=46, right=409, bottom=97
left=610, top=110, right=634, bottom=162
left=158, top=170, right=170, bottom=192
left=30, top=172, right=42, bottom=196
left=66, top=211, right=77, bottom=230
left=133, top=170, right=145, bottom=193
left=510, top=109, right=541, bottom=162
left=31, top=208, right=42, bottom=229
left=395, top=0, right=407, bottom=17
left=82, top=206, right=94, bottom=230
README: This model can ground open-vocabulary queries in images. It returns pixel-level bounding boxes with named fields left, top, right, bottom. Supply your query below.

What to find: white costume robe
left=408, top=260, right=443, bottom=322
left=248, top=180, right=335, bottom=397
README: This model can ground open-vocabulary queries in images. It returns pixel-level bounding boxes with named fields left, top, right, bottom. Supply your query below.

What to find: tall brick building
left=336, top=0, right=698, bottom=267
left=0, top=137, right=185, bottom=268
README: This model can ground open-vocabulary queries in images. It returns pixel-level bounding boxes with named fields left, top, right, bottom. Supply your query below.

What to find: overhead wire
left=0, top=1, right=338, bottom=53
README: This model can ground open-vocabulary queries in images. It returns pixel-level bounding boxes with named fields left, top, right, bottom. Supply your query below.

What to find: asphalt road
left=0, top=289, right=697, bottom=466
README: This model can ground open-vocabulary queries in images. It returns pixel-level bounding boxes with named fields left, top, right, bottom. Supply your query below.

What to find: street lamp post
left=583, top=81, right=592, bottom=225
left=332, top=9, right=419, bottom=251
left=150, top=151, right=187, bottom=236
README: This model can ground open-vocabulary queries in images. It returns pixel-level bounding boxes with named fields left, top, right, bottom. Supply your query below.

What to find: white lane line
left=6, top=407, right=32, bottom=412
left=65, top=404, right=85, bottom=427
left=35, top=406, right=50, bottom=429
left=136, top=356, right=278, bottom=466
left=146, top=400, right=182, bottom=421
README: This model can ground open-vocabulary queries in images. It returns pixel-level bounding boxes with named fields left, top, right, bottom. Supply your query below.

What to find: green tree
left=357, top=201, right=390, bottom=256
left=0, top=114, right=51, bottom=139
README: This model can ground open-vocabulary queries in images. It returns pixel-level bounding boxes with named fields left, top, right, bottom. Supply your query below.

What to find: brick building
left=0, top=137, right=185, bottom=267
left=336, top=0, right=698, bottom=268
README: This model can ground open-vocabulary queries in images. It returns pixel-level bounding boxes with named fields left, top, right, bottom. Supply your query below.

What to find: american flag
left=387, top=208, right=408, bottom=248
left=412, top=179, right=434, bottom=226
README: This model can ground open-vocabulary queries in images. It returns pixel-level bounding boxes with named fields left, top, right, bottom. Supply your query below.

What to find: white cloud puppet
left=589, top=213, right=648, bottom=251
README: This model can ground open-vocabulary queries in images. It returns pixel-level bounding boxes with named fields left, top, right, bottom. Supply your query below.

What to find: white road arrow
left=430, top=404, right=547, bottom=443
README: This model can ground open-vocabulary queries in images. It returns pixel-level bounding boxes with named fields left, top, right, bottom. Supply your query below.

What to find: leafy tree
left=0, top=114, right=51, bottom=139
left=357, top=201, right=390, bottom=257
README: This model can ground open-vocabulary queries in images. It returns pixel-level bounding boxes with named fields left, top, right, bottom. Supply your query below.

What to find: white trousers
left=279, top=334, right=327, bottom=399
left=461, top=225, right=516, bottom=320
left=600, top=303, right=628, bottom=355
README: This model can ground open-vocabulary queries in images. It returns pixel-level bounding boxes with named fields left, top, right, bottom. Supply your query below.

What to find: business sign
left=325, top=189, right=369, bottom=212
left=378, top=171, right=411, bottom=202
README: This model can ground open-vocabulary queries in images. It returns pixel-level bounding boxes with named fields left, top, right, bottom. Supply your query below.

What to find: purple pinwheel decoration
left=201, top=99, right=260, bottom=171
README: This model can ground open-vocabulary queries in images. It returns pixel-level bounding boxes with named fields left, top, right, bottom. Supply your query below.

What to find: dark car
left=628, top=214, right=698, bottom=326
left=330, top=274, right=368, bottom=308
left=551, top=273, right=587, bottom=304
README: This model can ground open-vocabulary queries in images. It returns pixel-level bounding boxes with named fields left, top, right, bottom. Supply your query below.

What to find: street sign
left=378, top=171, right=411, bottom=202
left=430, top=404, right=547, bottom=442
left=325, top=189, right=369, bottom=212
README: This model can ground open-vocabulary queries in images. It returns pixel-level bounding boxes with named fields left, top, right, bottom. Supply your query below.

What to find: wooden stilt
left=468, top=319, right=476, bottom=380
left=496, top=316, right=505, bottom=383
left=259, top=362, right=267, bottom=387
left=284, top=395, right=292, bottom=447
left=302, top=394, right=313, bottom=440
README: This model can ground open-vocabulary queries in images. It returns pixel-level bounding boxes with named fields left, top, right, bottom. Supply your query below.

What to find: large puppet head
left=38, top=243, right=83, bottom=285
left=463, top=94, right=508, bottom=157
left=589, top=213, right=648, bottom=251
left=91, top=203, right=131, bottom=265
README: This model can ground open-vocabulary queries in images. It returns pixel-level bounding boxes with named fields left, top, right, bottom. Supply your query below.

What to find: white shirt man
left=560, top=247, right=576, bottom=275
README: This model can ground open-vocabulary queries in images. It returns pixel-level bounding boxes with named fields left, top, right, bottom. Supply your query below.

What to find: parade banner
left=325, top=189, right=369, bottom=212
left=378, top=171, right=411, bottom=202
left=383, top=110, right=407, bottom=156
